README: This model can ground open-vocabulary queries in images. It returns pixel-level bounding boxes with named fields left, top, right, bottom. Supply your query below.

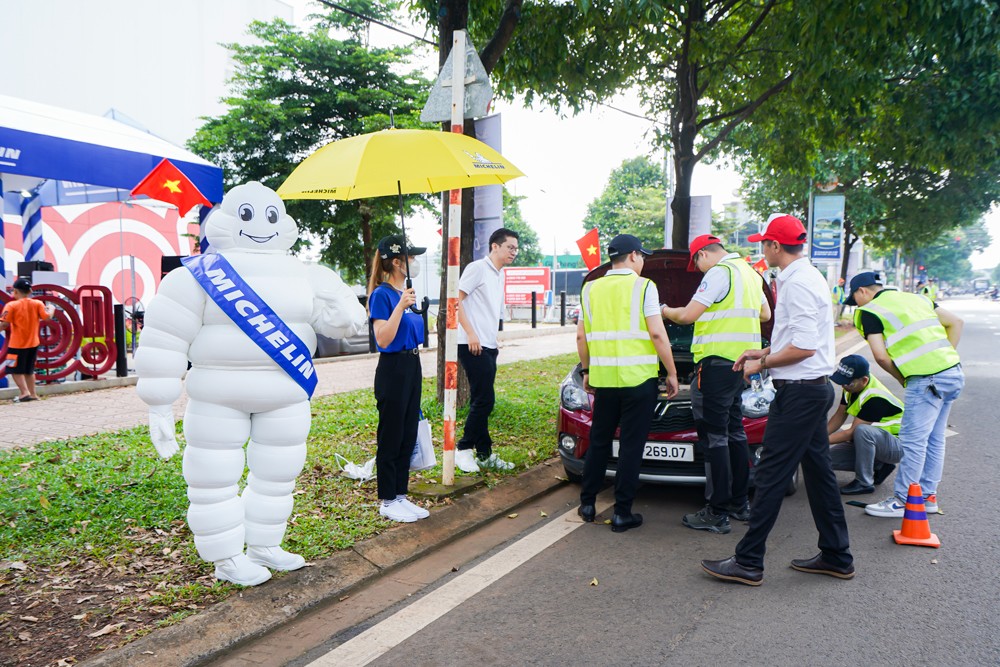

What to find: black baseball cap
left=844, top=271, right=882, bottom=306
left=12, top=278, right=32, bottom=293
left=831, top=354, right=870, bottom=385
left=607, top=234, right=653, bottom=259
left=377, top=235, right=426, bottom=259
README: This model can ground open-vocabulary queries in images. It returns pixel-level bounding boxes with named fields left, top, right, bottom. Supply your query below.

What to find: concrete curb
left=82, top=460, right=568, bottom=667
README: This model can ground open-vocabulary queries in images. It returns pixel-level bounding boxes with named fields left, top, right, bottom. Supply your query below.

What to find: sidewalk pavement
left=87, top=328, right=866, bottom=667
left=0, top=324, right=578, bottom=451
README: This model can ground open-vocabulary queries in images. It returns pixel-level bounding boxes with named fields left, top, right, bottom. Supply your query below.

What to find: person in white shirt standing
left=701, top=215, right=854, bottom=586
left=455, top=228, right=520, bottom=473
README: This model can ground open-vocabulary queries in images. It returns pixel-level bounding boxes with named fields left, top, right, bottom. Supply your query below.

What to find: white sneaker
left=379, top=500, right=418, bottom=522
left=865, top=495, right=906, bottom=518
left=455, top=449, right=480, bottom=473
left=247, top=545, right=306, bottom=571
left=478, top=453, right=515, bottom=471
left=398, top=496, right=430, bottom=519
left=214, top=554, right=272, bottom=586
left=924, top=494, right=939, bottom=514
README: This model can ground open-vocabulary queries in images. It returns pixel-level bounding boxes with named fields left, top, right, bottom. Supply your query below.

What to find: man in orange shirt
left=1, top=278, right=55, bottom=402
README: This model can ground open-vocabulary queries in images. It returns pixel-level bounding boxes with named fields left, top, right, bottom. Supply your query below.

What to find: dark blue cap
left=844, top=271, right=882, bottom=306
left=831, top=354, right=870, bottom=385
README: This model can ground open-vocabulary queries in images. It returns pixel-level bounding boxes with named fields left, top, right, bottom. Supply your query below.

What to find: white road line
left=308, top=497, right=615, bottom=666
left=840, top=339, right=869, bottom=357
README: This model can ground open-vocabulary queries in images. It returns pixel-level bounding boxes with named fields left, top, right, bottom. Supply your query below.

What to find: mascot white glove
left=148, top=404, right=179, bottom=459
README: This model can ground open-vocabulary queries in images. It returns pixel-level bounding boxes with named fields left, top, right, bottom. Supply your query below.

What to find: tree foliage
left=582, top=156, right=667, bottom=251
left=187, top=2, right=433, bottom=283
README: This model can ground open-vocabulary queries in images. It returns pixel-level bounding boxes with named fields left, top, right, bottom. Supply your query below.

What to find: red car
left=557, top=249, right=799, bottom=495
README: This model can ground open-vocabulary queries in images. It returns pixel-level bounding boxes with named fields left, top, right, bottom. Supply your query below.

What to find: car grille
left=650, top=400, right=695, bottom=433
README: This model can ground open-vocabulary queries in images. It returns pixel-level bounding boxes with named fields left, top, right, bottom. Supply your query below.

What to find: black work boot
left=724, top=500, right=751, bottom=522
left=682, top=505, right=732, bottom=534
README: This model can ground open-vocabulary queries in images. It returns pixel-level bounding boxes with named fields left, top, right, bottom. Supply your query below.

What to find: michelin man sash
left=182, top=254, right=318, bottom=398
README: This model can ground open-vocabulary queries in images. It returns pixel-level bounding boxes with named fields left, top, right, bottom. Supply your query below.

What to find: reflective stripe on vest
left=845, top=375, right=903, bottom=436
left=854, top=291, right=959, bottom=377
left=691, top=258, right=762, bottom=363
left=582, top=273, right=658, bottom=388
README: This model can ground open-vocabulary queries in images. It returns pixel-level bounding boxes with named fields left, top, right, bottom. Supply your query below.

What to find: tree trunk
left=669, top=0, right=703, bottom=250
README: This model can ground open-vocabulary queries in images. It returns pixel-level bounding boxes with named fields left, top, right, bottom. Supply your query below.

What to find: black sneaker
left=683, top=505, right=732, bottom=534
left=873, top=462, right=896, bottom=486
left=724, top=500, right=751, bottom=522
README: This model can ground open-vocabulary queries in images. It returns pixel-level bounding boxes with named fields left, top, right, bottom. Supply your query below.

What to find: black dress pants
left=692, top=357, right=750, bottom=512
left=457, top=345, right=498, bottom=457
left=374, top=351, right=421, bottom=500
left=735, top=381, right=853, bottom=570
left=580, top=378, right=659, bottom=516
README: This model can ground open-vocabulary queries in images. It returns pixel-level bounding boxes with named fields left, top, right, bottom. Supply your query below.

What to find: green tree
left=502, top=191, right=543, bottom=267
left=582, top=156, right=666, bottom=251
left=915, top=221, right=992, bottom=284
left=187, top=3, right=432, bottom=283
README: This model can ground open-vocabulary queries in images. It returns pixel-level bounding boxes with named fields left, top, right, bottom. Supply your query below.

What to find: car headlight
left=560, top=378, right=590, bottom=411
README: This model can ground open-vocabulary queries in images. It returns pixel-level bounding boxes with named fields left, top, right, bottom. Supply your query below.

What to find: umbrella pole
left=397, top=181, right=423, bottom=314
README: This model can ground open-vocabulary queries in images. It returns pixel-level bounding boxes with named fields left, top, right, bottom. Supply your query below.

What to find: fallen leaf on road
left=72, top=613, right=88, bottom=621
left=540, top=511, right=548, bottom=517
left=2, top=561, right=28, bottom=571
left=507, top=513, right=519, bottom=519
left=590, top=578, right=598, bottom=586
left=555, top=476, right=568, bottom=482
left=19, top=616, right=39, bottom=622
left=76, top=595, right=96, bottom=604
left=604, top=519, right=611, bottom=525
left=56, top=658, right=76, bottom=666
left=931, top=559, right=938, bottom=565
left=87, top=622, right=125, bottom=638
left=338, top=595, right=350, bottom=602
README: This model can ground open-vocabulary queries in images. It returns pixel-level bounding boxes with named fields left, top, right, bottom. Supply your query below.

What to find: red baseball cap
left=747, top=215, right=808, bottom=245
left=687, top=234, right=722, bottom=272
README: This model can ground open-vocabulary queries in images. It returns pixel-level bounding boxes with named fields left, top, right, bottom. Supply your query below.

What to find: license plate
left=612, top=441, right=694, bottom=462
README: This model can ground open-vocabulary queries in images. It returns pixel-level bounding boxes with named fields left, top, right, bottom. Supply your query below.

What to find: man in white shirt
left=455, top=228, right=520, bottom=473
left=701, top=215, right=854, bottom=586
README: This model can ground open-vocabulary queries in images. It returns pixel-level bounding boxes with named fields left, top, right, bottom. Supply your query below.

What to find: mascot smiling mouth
left=239, top=230, right=278, bottom=244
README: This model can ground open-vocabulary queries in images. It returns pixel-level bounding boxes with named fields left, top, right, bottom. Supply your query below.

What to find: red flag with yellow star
left=131, top=159, right=211, bottom=216
left=576, top=227, right=602, bottom=271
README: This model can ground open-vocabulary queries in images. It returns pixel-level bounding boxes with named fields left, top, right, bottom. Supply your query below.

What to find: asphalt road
left=236, top=297, right=1000, bottom=667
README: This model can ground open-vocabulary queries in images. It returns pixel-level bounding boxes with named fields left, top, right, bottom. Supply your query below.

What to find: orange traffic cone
left=893, top=483, right=940, bottom=548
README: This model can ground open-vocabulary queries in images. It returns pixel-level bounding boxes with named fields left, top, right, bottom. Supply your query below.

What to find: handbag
left=410, top=410, right=436, bottom=471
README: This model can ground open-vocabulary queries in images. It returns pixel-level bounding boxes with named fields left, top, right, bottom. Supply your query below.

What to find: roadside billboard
left=810, top=194, right=845, bottom=260
left=504, top=266, right=550, bottom=305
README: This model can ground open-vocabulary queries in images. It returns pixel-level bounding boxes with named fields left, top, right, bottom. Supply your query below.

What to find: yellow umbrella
left=276, top=128, right=524, bottom=200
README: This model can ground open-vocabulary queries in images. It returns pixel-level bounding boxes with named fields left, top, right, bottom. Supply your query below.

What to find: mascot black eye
left=266, top=206, right=279, bottom=224
left=239, top=204, right=254, bottom=222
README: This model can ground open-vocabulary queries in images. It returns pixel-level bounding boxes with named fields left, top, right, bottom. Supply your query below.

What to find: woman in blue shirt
left=367, top=235, right=430, bottom=523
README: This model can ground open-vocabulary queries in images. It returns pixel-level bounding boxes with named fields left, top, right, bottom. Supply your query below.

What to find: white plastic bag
left=410, top=412, right=436, bottom=471
left=741, top=372, right=776, bottom=418
left=333, top=453, right=376, bottom=481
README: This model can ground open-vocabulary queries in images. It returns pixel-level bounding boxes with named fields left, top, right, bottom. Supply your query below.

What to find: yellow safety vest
left=691, top=258, right=762, bottom=363
left=845, top=374, right=903, bottom=436
left=582, top=272, right=658, bottom=388
left=832, top=285, right=845, bottom=304
left=854, top=290, right=960, bottom=377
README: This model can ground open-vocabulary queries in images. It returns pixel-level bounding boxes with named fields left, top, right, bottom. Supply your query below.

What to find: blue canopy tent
left=0, top=94, right=223, bottom=277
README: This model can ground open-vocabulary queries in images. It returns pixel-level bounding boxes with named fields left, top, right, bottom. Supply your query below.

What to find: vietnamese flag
left=576, top=227, right=602, bottom=271
left=752, top=257, right=769, bottom=274
left=131, top=159, right=211, bottom=217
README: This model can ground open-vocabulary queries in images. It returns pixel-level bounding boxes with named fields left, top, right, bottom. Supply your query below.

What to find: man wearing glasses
left=455, top=228, right=520, bottom=473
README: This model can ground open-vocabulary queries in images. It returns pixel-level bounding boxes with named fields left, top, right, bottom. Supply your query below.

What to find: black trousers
left=457, top=345, right=498, bottom=457
left=580, top=378, right=659, bottom=516
left=374, top=351, right=421, bottom=500
left=735, top=381, right=853, bottom=570
left=692, top=357, right=749, bottom=511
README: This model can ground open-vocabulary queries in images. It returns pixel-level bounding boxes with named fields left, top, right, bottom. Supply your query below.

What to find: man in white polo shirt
left=455, top=228, right=520, bottom=473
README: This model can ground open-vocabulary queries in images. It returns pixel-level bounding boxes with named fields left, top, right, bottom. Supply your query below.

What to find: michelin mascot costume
left=135, top=182, right=367, bottom=586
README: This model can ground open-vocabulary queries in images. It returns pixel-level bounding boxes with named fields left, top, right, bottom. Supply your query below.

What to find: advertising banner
left=504, top=267, right=550, bottom=305
left=810, top=194, right=845, bottom=260
left=473, top=114, right=504, bottom=260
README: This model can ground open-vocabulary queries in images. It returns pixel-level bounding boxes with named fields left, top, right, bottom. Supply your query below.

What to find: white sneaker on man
left=864, top=495, right=906, bottom=518
left=478, top=453, right=515, bottom=471
left=455, top=449, right=481, bottom=473
left=379, top=499, right=419, bottom=522
left=214, top=554, right=272, bottom=586
left=247, top=545, right=306, bottom=571
left=398, top=496, right=430, bottom=519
